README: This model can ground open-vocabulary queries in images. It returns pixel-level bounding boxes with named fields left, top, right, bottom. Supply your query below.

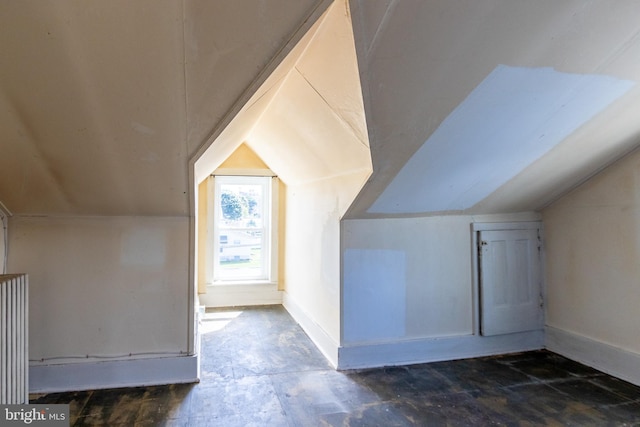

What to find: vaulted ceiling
left=194, top=0, right=371, bottom=192
left=2, top=0, right=640, bottom=218
left=348, top=0, right=640, bottom=217
left=0, top=0, right=329, bottom=216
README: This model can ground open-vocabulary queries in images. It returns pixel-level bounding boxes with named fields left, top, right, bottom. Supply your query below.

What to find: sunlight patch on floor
left=200, top=310, right=243, bottom=334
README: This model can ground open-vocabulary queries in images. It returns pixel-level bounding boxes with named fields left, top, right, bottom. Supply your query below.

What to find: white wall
left=343, top=216, right=473, bottom=343
left=543, top=148, right=640, bottom=384
left=339, top=212, right=543, bottom=369
left=8, top=215, right=195, bottom=391
left=283, top=171, right=369, bottom=366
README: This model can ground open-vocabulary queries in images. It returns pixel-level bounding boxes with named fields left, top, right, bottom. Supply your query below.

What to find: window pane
left=219, top=183, right=263, bottom=229
left=218, top=230, right=263, bottom=279
left=213, top=176, right=271, bottom=282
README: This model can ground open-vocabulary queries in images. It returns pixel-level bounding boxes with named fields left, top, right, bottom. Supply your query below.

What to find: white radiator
left=0, top=274, right=28, bottom=404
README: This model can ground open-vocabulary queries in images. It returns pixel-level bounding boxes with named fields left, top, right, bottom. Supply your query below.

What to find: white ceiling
left=368, top=65, right=635, bottom=214
left=0, top=0, right=326, bottom=215
left=195, top=0, right=371, bottom=189
left=347, top=0, right=640, bottom=217
left=3, top=0, right=640, bottom=218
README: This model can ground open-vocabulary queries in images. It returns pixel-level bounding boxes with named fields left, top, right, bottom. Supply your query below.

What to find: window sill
left=210, top=280, right=277, bottom=287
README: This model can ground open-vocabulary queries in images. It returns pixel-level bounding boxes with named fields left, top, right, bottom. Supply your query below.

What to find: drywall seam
left=295, top=68, right=369, bottom=148
left=363, top=0, right=398, bottom=62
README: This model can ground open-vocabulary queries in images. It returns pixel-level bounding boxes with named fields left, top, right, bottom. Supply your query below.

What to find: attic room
left=1, top=0, right=640, bottom=424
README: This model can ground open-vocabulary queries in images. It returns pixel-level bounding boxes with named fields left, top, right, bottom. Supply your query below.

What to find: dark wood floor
left=32, top=306, right=640, bottom=426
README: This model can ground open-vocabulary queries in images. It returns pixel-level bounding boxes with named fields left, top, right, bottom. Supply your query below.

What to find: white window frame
left=211, top=174, right=278, bottom=284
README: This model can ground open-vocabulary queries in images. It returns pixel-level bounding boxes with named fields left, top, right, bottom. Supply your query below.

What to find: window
left=212, top=175, right=277, bottom=283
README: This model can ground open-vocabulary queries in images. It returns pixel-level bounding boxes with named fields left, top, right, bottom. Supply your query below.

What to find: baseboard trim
left=30, top=355, right=199, bottom=394
left=337, top=330, right=544, bottom=370
left=282, top=293, right=339, bottom=368
left=546, top=326, right=640, bottom=386
left=200, top=283, right=282, bottom=308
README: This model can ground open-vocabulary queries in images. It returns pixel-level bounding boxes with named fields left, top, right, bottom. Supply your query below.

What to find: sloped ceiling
left=0, top=0, right=187, bottom=216
left=244, top=1, right=371, bottom=187
left=0, top=0, right=325, bottom=216
left=195, top=0, right=371, bottom=189
left=347, top=0, right=640, bottom=217
left=3, top=0, right=640, bottom=218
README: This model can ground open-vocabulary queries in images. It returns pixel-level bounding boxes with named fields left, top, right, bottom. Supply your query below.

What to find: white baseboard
left=282, top=293, right=339, bottom=368
left=337, top=330, right=544, bottom=370
left=546, top=326, right=640, bottom=386
left=199, top=283, right=282, bottom=308
left=282, top=293, right=543, bottom=371
left=30, top=355, right=199, bottom=394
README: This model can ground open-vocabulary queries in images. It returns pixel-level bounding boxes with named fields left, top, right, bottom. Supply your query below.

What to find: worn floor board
left=32, top=306, right=640, bottom=426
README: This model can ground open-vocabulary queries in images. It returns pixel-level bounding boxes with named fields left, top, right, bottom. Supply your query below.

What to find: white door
left=479, top=228, right=542, bottom=336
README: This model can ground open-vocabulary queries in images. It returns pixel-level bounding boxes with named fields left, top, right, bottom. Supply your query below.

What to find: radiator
left=0, top=274, right=28, bottom=404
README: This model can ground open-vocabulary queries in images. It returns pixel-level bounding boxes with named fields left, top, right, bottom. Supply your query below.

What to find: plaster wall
left=341, top=212, right=542, bottom=346
left=342, top=216, right=473, bottom=344
left=8, top=215, right=189, bottom=363
left=543, top=148, right=640, bottom=354
left=284, top=171, right=369, bottom=347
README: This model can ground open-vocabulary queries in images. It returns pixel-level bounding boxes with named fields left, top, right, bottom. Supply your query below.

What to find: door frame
left=470, top=221, right=544, bottom=336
